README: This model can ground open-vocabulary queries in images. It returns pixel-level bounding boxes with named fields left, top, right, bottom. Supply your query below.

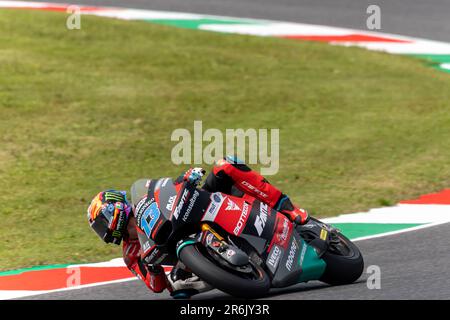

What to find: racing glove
left=183, top=167, right=206, bottom=186
left=276, top=194, right=310, bottom=225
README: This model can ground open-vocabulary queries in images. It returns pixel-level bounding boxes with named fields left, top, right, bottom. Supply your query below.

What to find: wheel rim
left=328, top=232, right=354, bottom=257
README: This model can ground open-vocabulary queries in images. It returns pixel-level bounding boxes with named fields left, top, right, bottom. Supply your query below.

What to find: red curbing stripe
left=4, top=5, right=110, bottom=12
left=0, top=266, right=132, bottom=291
left=400, top=189, right=450, bottom=205
left=0, top=265, right=173, bottom=291
left=280, top=34, right=412, bottom=43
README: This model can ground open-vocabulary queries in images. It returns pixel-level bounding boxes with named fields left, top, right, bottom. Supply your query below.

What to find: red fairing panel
left=202, top=192, right=255, bottom=236
left=267, top=213, right=294, bottom=253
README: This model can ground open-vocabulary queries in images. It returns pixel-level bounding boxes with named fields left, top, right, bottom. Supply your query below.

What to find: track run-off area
left=0, top=1, right=449, bottom=300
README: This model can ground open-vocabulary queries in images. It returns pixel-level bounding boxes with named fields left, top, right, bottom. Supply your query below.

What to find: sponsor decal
left=254, top=202, right=269, bottom=236
left=226, top=249, right=236, bottom=258
left=203, top=192, right=224, bottom=222
left=153, top=253, right=168, bottom=265
left=140, top=202, right=160, bottom=238
left=267, top=245, right=282, bottom=270
left=135, top=196, right=151, bottom=223
left=225, top=198, right=241, bottom=211
left=173, top=188, right=189, bottom=219
left=205, top=233, right=214, bottom=245
left=298, top=242, right=308, bottom=268
left=161, top=178, right=170, bottom=188
left=182, top=190, right=199, bottom=222
left=106, top=203, right=114, bottom=214
left=115, top=210, right=126, bottom=234
left=241, top=181, right=268, bottom=198
left=145, top=247, right=167, bottom=265
left=285, top=239, right=298, bottom=271
left=213, top=194, right=221, bottom=202
left=233, top=202, right=250, bottom=235
left=320, top=229, right=328, bottom=241
left=111, top=230, right=122, bottom=238
left=145, top=179, right=151, bottom=188
left=280, top=218, right=290, bottom=242
left=166, top=195, right=176, bottom=211
left=142, top=241, right=151, bottom=253
left=270, top=216, right=292, bottom=249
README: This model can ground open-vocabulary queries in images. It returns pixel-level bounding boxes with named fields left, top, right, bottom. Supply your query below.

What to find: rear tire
left=320, top=232, right=364, bottom=285
left=179, top=244, right=271, bottom=298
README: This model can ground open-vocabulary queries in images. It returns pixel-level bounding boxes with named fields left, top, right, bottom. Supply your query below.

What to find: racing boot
left=168, top=262, right=213, bottom=299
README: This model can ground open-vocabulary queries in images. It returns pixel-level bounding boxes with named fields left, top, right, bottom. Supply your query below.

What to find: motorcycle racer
left=87, top=155, right=309, bottom=298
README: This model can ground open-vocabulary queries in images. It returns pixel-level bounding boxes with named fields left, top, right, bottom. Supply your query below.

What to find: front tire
left=179, top=244, right=271, bottom=298
left=320, top=232, right=364, bottom=285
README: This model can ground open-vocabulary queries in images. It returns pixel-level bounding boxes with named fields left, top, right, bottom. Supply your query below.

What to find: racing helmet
left=87, top=190, right=132, bottom=245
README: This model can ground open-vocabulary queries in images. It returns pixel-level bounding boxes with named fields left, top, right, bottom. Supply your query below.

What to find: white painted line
left=351, top=221, right=449, bottom=242
left=0, top=0, right=48, bottom=8
left=322, top=204, right=450, bottom=224
left=88, top=9, right=207, bottom=21
left=67, top=257, right=126, bottom=268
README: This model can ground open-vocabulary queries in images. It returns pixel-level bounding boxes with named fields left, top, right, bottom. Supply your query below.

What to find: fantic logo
left=173, top=189, right=189, bottom=219
left=226, top=199, right=241, bottom=211
left=241, top=181, right=268, bottom=198
left=233, top=202, right=249, bottom=235
left=254, top=203, right=269, bottom=236
left=285, top=239, right=298, bottom=271
left=171, top=120, right=279, bottom=175
left=268, top=245, right=282, bottom=269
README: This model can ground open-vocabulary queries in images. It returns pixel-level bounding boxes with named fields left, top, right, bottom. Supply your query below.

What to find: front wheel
left=319, top=231, right=364, bottom=285
left=178, top=243, right=271, bottom=298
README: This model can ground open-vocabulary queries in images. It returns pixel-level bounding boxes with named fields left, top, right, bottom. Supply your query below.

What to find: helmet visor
left=90, top=211, right=112, bottom=242
left=90, top=203, right=127, bottom=244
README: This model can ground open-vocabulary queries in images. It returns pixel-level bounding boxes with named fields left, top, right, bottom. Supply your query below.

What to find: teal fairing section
left=297, top=239, right=327, bottom=283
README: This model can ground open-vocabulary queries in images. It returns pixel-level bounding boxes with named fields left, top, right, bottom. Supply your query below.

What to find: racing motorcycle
left=131, top=178, right=364, bottom=298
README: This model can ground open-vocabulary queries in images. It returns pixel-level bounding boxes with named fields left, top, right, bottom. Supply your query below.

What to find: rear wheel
left=179, top=243, right=271, bottom=298
left=319, top=231, right=364, bottom=285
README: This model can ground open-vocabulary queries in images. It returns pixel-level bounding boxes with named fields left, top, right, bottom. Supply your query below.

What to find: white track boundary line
left=0, top=277, right=138, bottom=300
left=351, top=221, right=449, bottom=242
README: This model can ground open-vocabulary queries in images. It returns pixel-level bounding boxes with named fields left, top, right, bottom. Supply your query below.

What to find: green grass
left=1, top=9, right=450, bottom=271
